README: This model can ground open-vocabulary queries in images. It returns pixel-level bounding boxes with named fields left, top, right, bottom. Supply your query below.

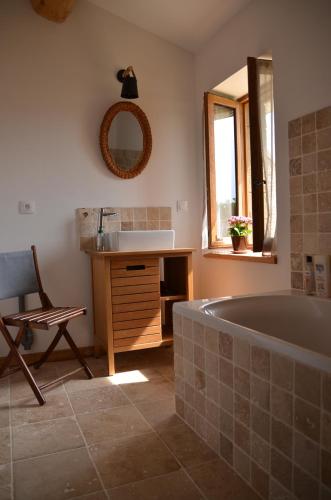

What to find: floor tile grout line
left=12, top=445, right=87, bottom=464
left=118, top=384, right=209, bottom=500
left=8, top=379, right=14, bottom=500
left=62, top=378, right=110, bottom=500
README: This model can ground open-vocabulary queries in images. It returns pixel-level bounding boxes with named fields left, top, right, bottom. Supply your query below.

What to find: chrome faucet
left=96, top=208, right=118, bottom=251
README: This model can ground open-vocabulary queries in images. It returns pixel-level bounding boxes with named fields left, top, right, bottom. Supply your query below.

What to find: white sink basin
left=109, top=230, right=175, bottom=251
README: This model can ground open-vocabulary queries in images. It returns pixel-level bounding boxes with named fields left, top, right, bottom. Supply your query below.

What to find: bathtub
left=173, top=290, right=331, bottom=499
left=175, top=290, right=331, bottom=373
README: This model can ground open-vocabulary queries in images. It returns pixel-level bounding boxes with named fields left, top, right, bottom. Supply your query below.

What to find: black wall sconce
left=117, top=66, right=139, bottom=99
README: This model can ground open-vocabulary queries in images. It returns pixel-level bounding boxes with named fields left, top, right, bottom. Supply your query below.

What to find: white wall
left=0, top=0, right=200, bottom=354
left=195, top=0, right=331, bottom=298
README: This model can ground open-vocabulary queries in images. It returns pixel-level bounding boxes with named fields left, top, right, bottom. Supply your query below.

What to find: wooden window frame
left=204, top=92, right=246, bottom=249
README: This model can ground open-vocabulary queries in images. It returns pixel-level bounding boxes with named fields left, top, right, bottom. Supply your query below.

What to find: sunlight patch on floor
left=108, top=370, right=149, bottom=385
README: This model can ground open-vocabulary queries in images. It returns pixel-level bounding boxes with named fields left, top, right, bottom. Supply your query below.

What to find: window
left=204, top=57, right=276, bottom=253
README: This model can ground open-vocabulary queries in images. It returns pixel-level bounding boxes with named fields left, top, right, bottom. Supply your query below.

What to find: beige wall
left=0, top=0, right=200, bottom=354
left=195, top=0, right=331, bottom=298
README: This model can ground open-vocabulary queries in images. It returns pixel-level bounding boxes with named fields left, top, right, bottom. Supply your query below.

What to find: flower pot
left=231, top=236, right=248, bottom=253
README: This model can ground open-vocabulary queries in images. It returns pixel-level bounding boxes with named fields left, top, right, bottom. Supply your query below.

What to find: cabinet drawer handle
left=126, top=265, right=146, bottom=271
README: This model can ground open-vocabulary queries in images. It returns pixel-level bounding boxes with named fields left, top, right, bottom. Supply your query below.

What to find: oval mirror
left=100, top=101, right=152, bottom=179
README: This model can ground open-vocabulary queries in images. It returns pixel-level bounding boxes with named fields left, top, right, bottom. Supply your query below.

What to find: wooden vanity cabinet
left=87, top=249, right=194, bottom=375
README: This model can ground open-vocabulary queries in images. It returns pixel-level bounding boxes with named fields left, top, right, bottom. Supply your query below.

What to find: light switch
left=177, top=200, right=188, bottom=212
left=19, top=201, right=36, bottom=214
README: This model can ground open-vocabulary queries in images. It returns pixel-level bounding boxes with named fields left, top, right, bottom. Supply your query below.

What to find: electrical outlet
left=176, top=200, right=188, bottom=212
left=19, top=201, right=36, bottom=214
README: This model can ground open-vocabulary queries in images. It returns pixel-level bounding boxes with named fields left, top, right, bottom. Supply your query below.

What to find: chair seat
left=3, top=306, right=86, bottom=330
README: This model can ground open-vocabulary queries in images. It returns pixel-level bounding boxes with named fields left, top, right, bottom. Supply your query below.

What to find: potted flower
left=228, top=215, right=252, bottom=253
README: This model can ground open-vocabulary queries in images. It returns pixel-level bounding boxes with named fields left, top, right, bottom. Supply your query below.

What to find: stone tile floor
left=0, top=347, right=261, bottom=499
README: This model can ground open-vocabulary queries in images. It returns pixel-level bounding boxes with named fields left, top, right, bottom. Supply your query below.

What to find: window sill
left=203, top=249, right=277, bottom=264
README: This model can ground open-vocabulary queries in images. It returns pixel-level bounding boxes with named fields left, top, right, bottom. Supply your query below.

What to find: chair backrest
left=0, top=250, right=40, bottom=300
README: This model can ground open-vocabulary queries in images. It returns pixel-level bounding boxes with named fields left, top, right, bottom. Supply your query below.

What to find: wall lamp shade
left=117, top=66, right=139, bottom=99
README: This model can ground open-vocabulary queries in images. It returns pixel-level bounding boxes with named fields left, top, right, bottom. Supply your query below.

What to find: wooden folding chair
left=0, top=245, right=93, bottom=405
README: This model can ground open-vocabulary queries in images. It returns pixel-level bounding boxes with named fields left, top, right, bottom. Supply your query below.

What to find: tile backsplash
left=77, top=206, right=172, bottom=250
left=289, top=105, right=331, bottom=290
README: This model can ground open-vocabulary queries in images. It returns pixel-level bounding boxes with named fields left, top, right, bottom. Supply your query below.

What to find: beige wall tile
left=234, top=367, right=250, bottom=398
left=289, top=137, right=302, bottom=159
left=251, top=375, right=270, bottom=411
left=219, top=433, right=233, bottom=465
left=322, top=450, right=331, bottom=488
left=206, top=376, right=219, bottom=405
left=133, top=207, right=147, bottom=221
left=219, top=332, right=233, bottom=360
left=251, top=432, right=270, bottom=471
left=304, top=214, right=317, bottom=233
left=302, top=112, right=316, bottom=134
left=195, top=368, right=206, bottom=394
left=271, top=385, right=293, bottom=426
left=318, top=213, right=331, bottom=233
left=303, top=173, right=317, bottom=193
left=193, top=322, right=204, bottom=346
left=290, top=214, right=303, bottom=233
left=194, top=390, right=206, bottom=416
left=147, top=207, right=160, bottom=221
left=146, top=220, right=160, bottom=230
left=271, top=353, right=293, bottom=391
left=288, top=118, right=301, bottom=138
left=234, top=393, right=250, bottom=427
left=294, top=398, right=320, bottom=442
left=322, top=412, right=331, bottom=453
left=318, top=127, right=331, bottom=150
left=159, top=207, right=171, bottom=220
left=291, top=253, right=303, bottom=271
left=291, top=271, right=303, bottom=290
left=290, top=175, right=303, bottom=195
left=303, top=233, right=318, bottom=254
left=318, top=150, right=331, bottom=171
left=183, top=339, right=193, bottom=362
left=252, top=404, right=270, bottom=442
left=206, top=399, right=219, bottom=428
left=293, top=465, right=319, bottom=499
left=160, top=220, right=171, bottom=230
left=205, top=351, right=219, bottom=379
left=121, top=221, right=133, bottom=231
left=290, top=195, right=303, bottom=214
left=302, top=132, right=316, bottom=154
left=219, top=383, right=233, bottom=415
left=294, top=431, right=320, bottom=478
left=182, top=317, right=193, bottom=339
left=251, top=462, right=269, bottom=499
left=205, top=327, right=219, bottom=353
left=303, top=193, right=317, bottom=213
left=317, top=106, right=331, bottom=129
left=234, top=446, right=250, bottom=481
left=318, top=192, right=331, bottom=211
left=120, top=208, right=133, bottom=222
left=194, top=344, right=205, bottom=370
left=251, top=346, right=270, bottom=381
left=323, top=374, right=331, bottom=412
left=133, top=221, right=147, bottom=230
left=234, top=338, right=250, bottom=371
left=271, top=418, right=293, bottom=457
left=219, top=358, right=233, bottom=388
left=303, top=153, right=317, bottom=173
left=220, top=408, right=234, bottom=438
left=271, top=448, right=292, bottom=491
left=319, top=233, right=331, bottom=253
left=291, top=233, right=303, bottom=253
left=234, top=421, right=250, bottom=454
left=290, top=157, right=302, bottom=176
left=318, top=170, right=331, bottom=192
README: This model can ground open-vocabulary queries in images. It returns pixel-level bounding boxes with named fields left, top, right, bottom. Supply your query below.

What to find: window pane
left=213, top=104, right=237, bottom=240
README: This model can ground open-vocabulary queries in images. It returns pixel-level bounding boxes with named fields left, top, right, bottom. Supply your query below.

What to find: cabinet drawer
left=111, top=275, right=159, bottom=287
left=112, top=308, right=160, bottom=323
left=113, top=315, right=160, bottom=331
left=112, top=283, right=160, bottom=296
left=112, top=292, right=160, bottom=305
left=114, top=332, right=162, bottom=348
left=113, top=325, right=161, bottom=340
left=111, top=258, right=159, bottom=271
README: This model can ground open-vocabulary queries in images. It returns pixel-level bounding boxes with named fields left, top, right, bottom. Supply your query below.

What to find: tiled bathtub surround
left=289, top=105, right=331, bottom=290
left=77, top=206, right=172, bottom=250
left=173, top=311, right=331, bottom=500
